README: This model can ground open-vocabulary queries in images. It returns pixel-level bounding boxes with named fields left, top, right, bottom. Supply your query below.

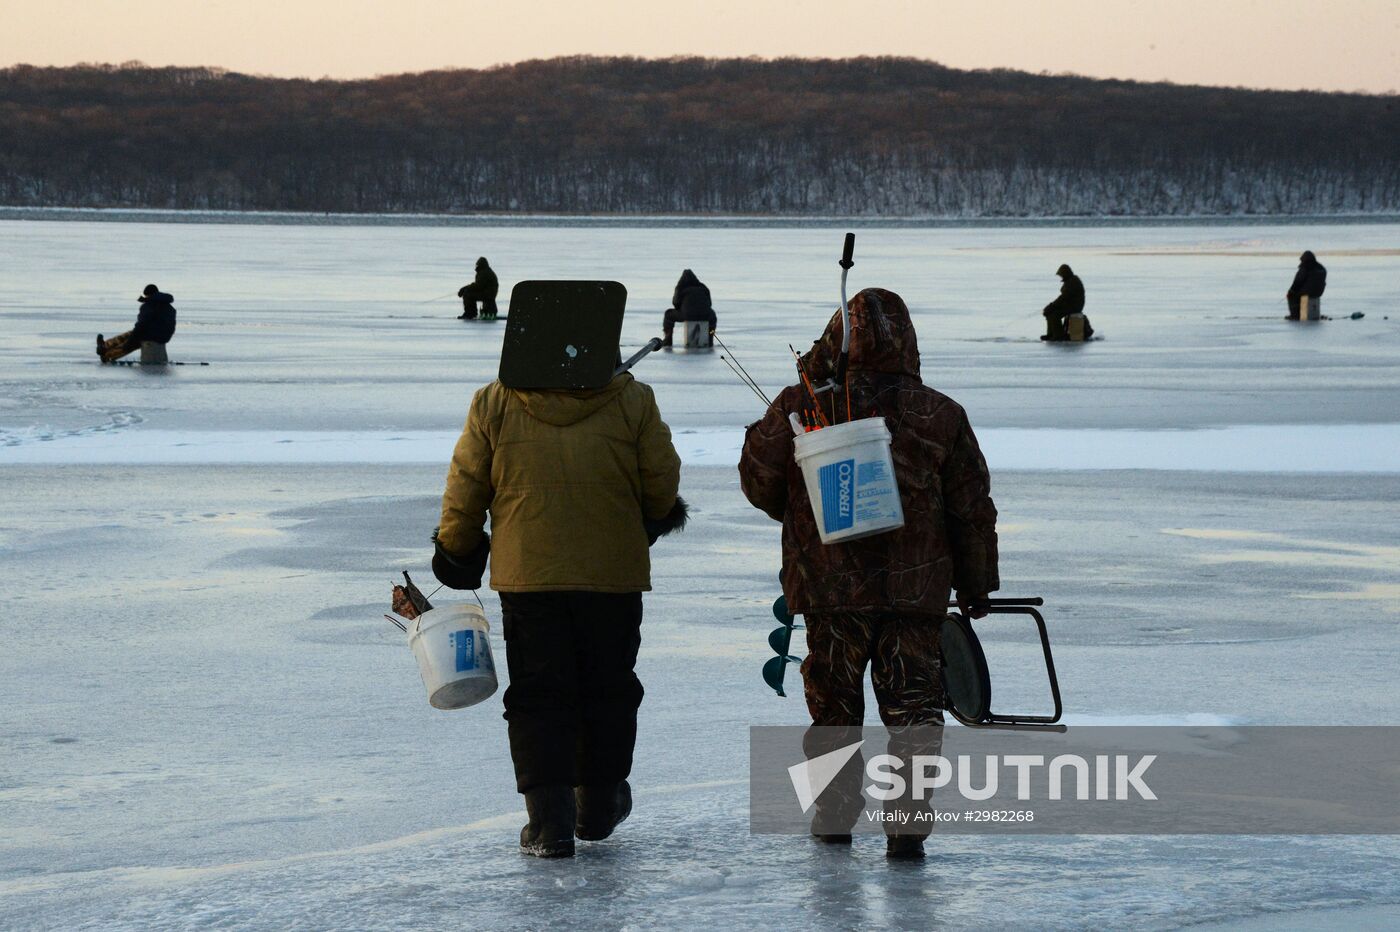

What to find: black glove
left=432, top=531, right=489, bottom=590
left=644, top=496, right=689, bottom=546
left=957, top=592, right=991, bottom=619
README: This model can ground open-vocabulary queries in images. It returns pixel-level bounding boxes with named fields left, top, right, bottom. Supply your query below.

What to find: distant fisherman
left=95, top=284, right=177, bottom=363
left=458, top=257, right=500, bottom=320
left=1041, top=264, right=1090, bottom=341
left=660, top=269, right=717, bottom=347
left=1286, top=251, right=1327, bottom=320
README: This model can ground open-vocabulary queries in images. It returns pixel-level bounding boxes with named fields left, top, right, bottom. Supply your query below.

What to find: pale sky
left=4, top=0, right=1398, bottom=93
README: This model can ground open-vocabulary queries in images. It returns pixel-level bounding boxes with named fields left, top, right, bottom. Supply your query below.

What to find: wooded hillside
left=2, top=57, right=1397, bottom=215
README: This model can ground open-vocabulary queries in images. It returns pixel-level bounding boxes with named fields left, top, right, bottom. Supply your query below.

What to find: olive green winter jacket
left=437, top=373, right=681, bottom=592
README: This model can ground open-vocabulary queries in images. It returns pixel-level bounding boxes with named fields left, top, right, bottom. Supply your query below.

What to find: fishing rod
left=414, top=291, right=458, bottom=305
left=710, top=330, right=772, bottom=407
left=788, top=344, right=828, bottom=429
left=715, top=233, right=856, bottom=416
left=811, top=233, right=855, bottom=392
left=722, top=355, right=772, bottom=406
left=836, top=231, right=854, bottom=389
left=810, top=233, right=855, bottom=422
left=711, top=331, right=771, bottom=405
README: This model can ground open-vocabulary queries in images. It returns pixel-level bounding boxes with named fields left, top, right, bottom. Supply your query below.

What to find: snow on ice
left=3, top=219, right=1400, bottom=929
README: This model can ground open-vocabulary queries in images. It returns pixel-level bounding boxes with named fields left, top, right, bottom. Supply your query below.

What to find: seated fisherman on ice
left=1285, top=250, right=1327, bottom=320
left=96, top=284, right=177, bottom=363
left=458, top=257, right=500, bottom=320
left=660, top=269, right=717, bottom=347
left=1041, top=263, right=1090, bottom=341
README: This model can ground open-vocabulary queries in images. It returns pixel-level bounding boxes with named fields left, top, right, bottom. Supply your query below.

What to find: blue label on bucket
left=857, top=460, right=890, bottom=485
left=452, top=630, right=476, bottom=672
left=817, top=458, right=855, bottom=533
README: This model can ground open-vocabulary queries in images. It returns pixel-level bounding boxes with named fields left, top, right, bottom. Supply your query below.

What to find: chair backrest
left=499, top=281, right=627, bottom=389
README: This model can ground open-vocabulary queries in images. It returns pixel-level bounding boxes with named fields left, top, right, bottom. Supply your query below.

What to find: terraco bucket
left=407, top=604, right=498, bottom=710
left=792, top=416, right=904, bottom=544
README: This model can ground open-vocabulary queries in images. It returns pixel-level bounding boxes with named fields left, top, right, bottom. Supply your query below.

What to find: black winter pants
left=1043, top=307, right=1069, bottom=340
left=499, top=591, right=645, bottom=793
left=661, top=307, right=717, bottom=337
left=460, top=291, right=497, bottom=319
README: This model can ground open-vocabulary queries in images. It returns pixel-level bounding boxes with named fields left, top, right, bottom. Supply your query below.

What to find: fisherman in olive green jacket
left=433, top=370, right=685, bottom=858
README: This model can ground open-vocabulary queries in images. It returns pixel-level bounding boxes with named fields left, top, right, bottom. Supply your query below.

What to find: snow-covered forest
left=2, top=56, right=1398, bottom=216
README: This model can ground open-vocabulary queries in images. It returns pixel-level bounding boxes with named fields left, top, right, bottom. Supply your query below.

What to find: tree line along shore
left=2, top=56, right=1398, bottom=216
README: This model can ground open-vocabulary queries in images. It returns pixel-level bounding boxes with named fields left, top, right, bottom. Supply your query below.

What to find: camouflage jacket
left=738, top=288, right=999, bottom=617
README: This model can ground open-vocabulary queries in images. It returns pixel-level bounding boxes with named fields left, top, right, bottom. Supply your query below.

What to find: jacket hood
left=675, top=269, right=700, bottom=291
left=799, top=287, right=920, bottom=382
left=1299, top=251, right=1317, bottom=266
left=138, top=291, right=174, bottom=305
left=511, top=372, right=633, bottom=427
left=476, top=257, right=491, bottom=270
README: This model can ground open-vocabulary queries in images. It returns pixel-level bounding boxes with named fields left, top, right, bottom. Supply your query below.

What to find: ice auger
left=763, top=595, right=1065, bottom=732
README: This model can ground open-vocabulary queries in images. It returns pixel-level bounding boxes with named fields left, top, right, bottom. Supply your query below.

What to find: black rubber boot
left=96, top=334, right=105, bottom=359
left=520, top=786, right=576, bottom=858
left=886, top=835, right=926, bottom=860
left=811, top=832, right=852, bottom=845
left=575, top=781, right=632, bottom=841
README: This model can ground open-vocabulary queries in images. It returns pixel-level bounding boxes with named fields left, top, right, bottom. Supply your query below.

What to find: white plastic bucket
left=792, top=416, right=905, bottom=544
left=407, top=604, right=499, bottom=710
left=676, top=320, right=714, bottom=353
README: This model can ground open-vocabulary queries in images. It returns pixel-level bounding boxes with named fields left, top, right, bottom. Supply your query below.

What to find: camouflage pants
left=99, top=330, right=138, bottom=363
left=801, top=612, right=945, bottom=728
left=801, top=612, right=944, bottom=835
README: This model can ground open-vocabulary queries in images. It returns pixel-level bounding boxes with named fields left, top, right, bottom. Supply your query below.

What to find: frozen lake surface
left=3, top=218, right=1400, bottom=436
left=2, top=219, right=1400, bottom=929
left=5, top=425, right=1400, bottom=472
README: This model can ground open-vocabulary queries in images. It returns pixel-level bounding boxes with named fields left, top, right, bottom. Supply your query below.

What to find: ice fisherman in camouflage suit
left=738, top=287, right=999, bottom=859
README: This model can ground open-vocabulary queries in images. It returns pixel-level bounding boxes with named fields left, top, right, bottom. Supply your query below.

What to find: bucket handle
left=384, top=585, right=485, bottom=634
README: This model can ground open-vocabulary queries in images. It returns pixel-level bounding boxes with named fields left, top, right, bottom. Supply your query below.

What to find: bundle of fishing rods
left=716, top=232, right=860, bottom=429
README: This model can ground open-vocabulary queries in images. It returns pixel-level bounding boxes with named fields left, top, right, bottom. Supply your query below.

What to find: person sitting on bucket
left=431, top=347, right=686, bottom=858
left=1285, top=250, right=1327, bottom=320
left=660, top=269, right=717, bottom=347
left=738, top=288, right=1000, bottom=860
left=1041, top=263, right=1088, bottom=341
left=457, top=257, right=500, bottom=320
left=95, top=284, right=177, bottom=363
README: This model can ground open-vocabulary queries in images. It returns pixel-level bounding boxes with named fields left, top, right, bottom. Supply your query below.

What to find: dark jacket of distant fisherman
left=1044, top=272, right=1085, bottom=318
left=671, top=269, right=716, bottom=324
left=459, top=257, right=499, bottom=300
left=738, top=288, right=999, bottom=618
left=133, top=291, right=177, bottom=344
left=1288, top=251, right=1327, bottom=299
